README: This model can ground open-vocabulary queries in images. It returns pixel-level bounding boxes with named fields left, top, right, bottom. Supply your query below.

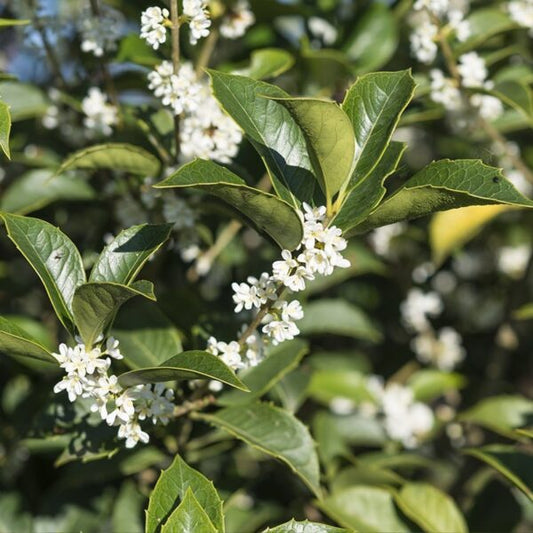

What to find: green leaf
left=218, top=339, right=309, bottom=406
left=111, top=481, right=144, bottom=533
left=0, top=213, right=86, bottom=333
left=342, top=70, right=415, bottom=189
left=0, top=18, right=30, bottom=26
left=235, top=48, right=294, bottom=80
left=344, top=3, right=398, bottom=74
left=72, top=281, right=156, bottom=347
left=160, top=489, right=217, bottom=533
left=514, top=303, right=533, bottom=320
left=0, top=169, right=95, bottom=215
left=408, top=370, right=467, bottom=402
left=271, top=97, right=356, bottom=201
left=459, top=395, right=533, bottom=438
left=146, top=454, right=224, bottom=533
left=394, top=483, right=468, bottom=533
left=156, top=159, right=303, bottom=250
left=89, top=224, right=172, bottom=284
left=490, top=80, right=533, bottom=123
left=195, top=402, right=321, bottom=497
left=0, top=82, right=48, bottom=121
left=0, top=316, right=57, bottom=365
left=0, top=100, right=11, bottom=158
left=307, top=369, right=373, bottom=406
left=351, top=160, right=533, bottom=235
left=265, top=520, right=348, bottom=533
left=111, top=300, right=182, bottom=369
left=464, top=445, right=533, bottom=500
left=330, top=465, right=404, bottom=491
left=319, top=486, right=409, bottom=532
left=333, top=141, right=406, bottom=233
left=56, top=143, right=161, bottom=177
left=208, top=70, right=316, bottom=205
left=118, top=350, right=248, bottom=391
left=298, top=299, right=382, bottom=342
left=116, top=34, right=159, bottom=66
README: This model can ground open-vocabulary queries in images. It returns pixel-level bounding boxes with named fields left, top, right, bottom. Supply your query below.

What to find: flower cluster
left=507, top=0, right=533, bottom=35
left=207, top=204, right=350, bottom=374
left=81, top=87, right=118, bottom=136
left=52, top=337, right=175, bottom=448
left=220, top=0, right=255, bottom=40
left=140, top=6, right=170, bottom=50
left=77, top=4, right=124, bottom=57
left=183, top=0, right=211, bottom=45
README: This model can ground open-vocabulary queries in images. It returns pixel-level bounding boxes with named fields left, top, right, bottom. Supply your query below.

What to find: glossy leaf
left=0, top=169, right=95, bottom=215
left=0, top=82, right=48, bottom=121
left=298, top=299, right=382, bottom=342
left=0, top=316, right=57, bottom=365
left=408, top=370, right=467, bottom=402
left=208, top=70, right=316, bottom=205
left=118, top=350, right=248, bottom=391
left=89, top=224, right=172, bottom=284
left=218, top=339, right=308, bottom=406
left=146, top=454, right=224, bottom=533
left=352, top=160, right=533, bottom=234
left=394, top=483, right=468, bottom=533
left=156, top=159, right=303, bottom=250
left=72, top=281, right=155, bottom=347
left=342, top=70, right=415, bottom=189
left=0, top=99, right=11, bottom=158
left=195, top=402, right=321, bottom=497
left=56, top=143, right=161, bottom=177
left=319, top=486, right=409, bottom=532
left=272, top=97, right=356, bottom=201
left=464, top=445, right=533, bottom=500
left=0, top=213, right=86, bottom=333
left=265, top=520, right=348, bottom=533
left=160, top=489, right=216, bottom=533
left=235, top=48, right=294, bottom=80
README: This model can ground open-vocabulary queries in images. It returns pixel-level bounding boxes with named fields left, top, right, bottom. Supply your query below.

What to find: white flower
left=308, top=16, right=337, bottom=46
left=81, top=87, right=118, bottom=136
left=401, top=288, right=443, bottom=332
left=430, top=69, right=463, bottom=111
left=118, top=421, right=150, bottom=448
left=368, top=222, right=406, bottom=257
left=216, top=340, right=245, bottom=370
left=469, top=94, right=503, bottom=120
left=53, top=373, right=85, bottom=402
left=409, top=11, right=439, bottom=64
left=448, top=9, right=471, bottom=41
left=278, top=299, right=304, bottom=322
left=412, top=327, right=466, bottom=370
left=508, top=0, right=533, bottom=36
left=232, top=281, right=263, bottom=312
left=458, top=52, right=488, bottom=88
left=140, top=6, right=169, bottom=50
left=497, top=244, right=531, bottom=278
left=220, top=0, right=255, bottom=39
left=106, top=337, right=123, bottom=360
left=262, top=318, right=299, bottom=344
left=329, top=397, right=356, bottom=415
left=272, top=249, right=312, bottom=291
left=302, top=202, right=326, bottom=223
left=78, top=4, right=124, bottom=57
left=183, top=0, right=211, bottom=45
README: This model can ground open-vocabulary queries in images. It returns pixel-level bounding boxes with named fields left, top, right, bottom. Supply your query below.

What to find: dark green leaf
left=0, top=213, right=86, bottom=333
left=0, top=100, right=11, bottom=158
left=195, top=402, right=321, bottom=497
left=235, top=48, right=294, bottom=80
left=146, top=454, right=224, bottom=533
left=89, top=224, right=172, bottom=284
left=72, top=281, right=156, bottom=347
left=156, top=159, right=303, bottom=249
left=118, top=350, right=248, bottom=391
left=490, top=81, right=533, bottom=123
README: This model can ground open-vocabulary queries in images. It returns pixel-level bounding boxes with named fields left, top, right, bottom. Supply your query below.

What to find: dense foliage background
left=1, top=0, right=532, bottom=531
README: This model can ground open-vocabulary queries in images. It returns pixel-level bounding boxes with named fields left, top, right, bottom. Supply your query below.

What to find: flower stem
left=170, top=0, right=181, bottom=158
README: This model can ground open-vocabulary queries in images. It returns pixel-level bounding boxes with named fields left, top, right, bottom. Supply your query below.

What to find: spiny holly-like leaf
left=351, top=160, right=533, bottom=235
left=194, top=402, right=321, bottom=497
left=0, top=99, right=11, bottom=159
left=342, top=70, right=415, bottom=189
left=156, top=159, right=303, bottom=250
left=146, top=454, right=224, bottom=533
left=208, top=70, right=316, bottom=206
left=89, top=224, right=172, bottom=284
left=56, top=143, right=161, bottom=177
left=0, top=316, right=57, bottom=365
left=0, top=213, right=86, bottom=334
left=118, top=350, right=248, bottom=391
left=72, top=281, right=156, bottom=348
left=393, top=483, right=468, bottom=533
left=160, top=489, right=216, bottom=533
left=271, top=97, right=356, bottom=202
left=235, top=48, right=294, bottom=80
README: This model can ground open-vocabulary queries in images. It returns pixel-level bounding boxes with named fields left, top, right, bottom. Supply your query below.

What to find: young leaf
left=271, top=97, right=356, bottom=201
left=160, top=489, right=216, bottom=533
left=146, top=454, right=224, bottom=533
left=342, top=70, right=415, bottom=189
left=218, top=339, right=309, bottom=406
left=0, top=100, right=11, bottom=159
left=0, top=169, right=95, bottom=215
left=71, top=281, right=156, bottom=347
left=118, top=350, right=249, bottom=391
left=208, top=70, right=316, bottom=205
left=394, top=483, right=468, bottom=533
left=319, top=486, right=409, bottom=532
left=464, top=445, right=533, bottom=500
left=351, top=160, right=533, bottom=234
left=0, top=316, right=57, bottom=365
left=194, top=402, right=321, bottom=497
left=235, top=48, right=294, bottom=80
left=89, top=224, right=172, bottom=284
left=56, top=143, right=161, bottom=177
left=0, top=213, right=86, bottom=333
left=156, top=159, right=303, bottom=250
left=265, top=519, right=349, bottom=533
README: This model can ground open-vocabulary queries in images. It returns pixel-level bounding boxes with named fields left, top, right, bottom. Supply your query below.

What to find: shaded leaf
left=491, top=80, right=533, bottom=123
left=408, top=370, right=467, bottom=402
left=0, top=99, right=11, bottom=158
left=235, top=48, right=294, bottom=80
left=156, top=159, right=303, bottom=250
left=111, top=481, right=144, bottom=533
left=0, top=82, right=48, bottom=121
left=161, top=489, right=217, bottom=533
left=307, top=369, right=373, bottom=406
left=265, top=519, right=348, bottom=533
